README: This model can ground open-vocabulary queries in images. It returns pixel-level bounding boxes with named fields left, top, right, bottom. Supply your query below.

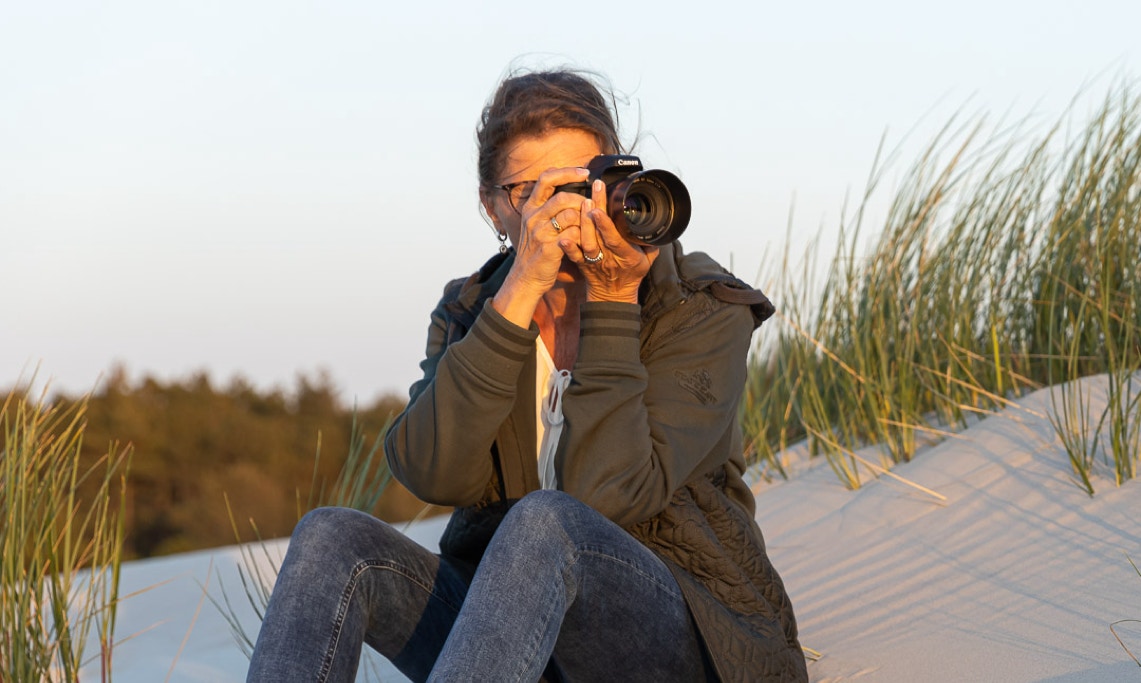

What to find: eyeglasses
left=494, top=180, right=537, bottom=214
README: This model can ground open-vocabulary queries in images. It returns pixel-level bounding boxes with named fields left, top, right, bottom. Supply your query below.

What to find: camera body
left=554, top=154, right=691, bottom=246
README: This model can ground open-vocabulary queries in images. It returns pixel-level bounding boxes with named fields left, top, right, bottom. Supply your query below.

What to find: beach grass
left=1, top=390, right=131, bottom=682
left=1110, top=554, right=1141, bottom=667
left=744, top=82, right=1141, bottom=493
left=214, top=412, right=397, bottom=660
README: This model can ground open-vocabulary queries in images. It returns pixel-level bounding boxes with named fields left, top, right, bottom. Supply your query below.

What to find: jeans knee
left=509, top=490, right=579, bottom=522
left=288, top=507, right=394, bottom=571
left=294, top=506, right=364, bottom=543
left=496, top=490, right=597, bottom=548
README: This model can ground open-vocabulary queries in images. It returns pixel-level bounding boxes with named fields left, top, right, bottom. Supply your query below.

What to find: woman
left=247, top=68, right=807, bottom=683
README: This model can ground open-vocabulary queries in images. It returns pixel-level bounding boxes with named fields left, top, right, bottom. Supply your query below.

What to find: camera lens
left=623, top=181, right=670, bottom=229
left=605, top=167, right=690, bottom=246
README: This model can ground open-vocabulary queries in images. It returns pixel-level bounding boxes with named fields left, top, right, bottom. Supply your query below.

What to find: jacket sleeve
left=555, top=295, right=755, bottom=527
left=384, top=297, right=538, bottom=507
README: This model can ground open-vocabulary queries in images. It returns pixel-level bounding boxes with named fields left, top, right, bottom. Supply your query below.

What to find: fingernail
left=577, top=167, right=590, bottom=176
left=583, top=199, right=593, bottom=211
left=593, top=179, right=604, bottom=193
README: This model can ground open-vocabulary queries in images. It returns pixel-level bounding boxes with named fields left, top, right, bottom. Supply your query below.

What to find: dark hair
left=476, top=68, right=625, bottom=191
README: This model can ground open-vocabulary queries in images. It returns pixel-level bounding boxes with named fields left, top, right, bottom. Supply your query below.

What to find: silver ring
left=550, top=217, right=562, bottom=232
left=583, top=250, right=605, bottom=264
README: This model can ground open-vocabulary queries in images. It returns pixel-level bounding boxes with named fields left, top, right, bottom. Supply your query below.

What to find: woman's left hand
left=564, top=179, right=659, bottom=304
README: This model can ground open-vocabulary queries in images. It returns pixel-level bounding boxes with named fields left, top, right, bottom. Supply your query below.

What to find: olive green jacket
left=384, top=243, right=807, bottom=682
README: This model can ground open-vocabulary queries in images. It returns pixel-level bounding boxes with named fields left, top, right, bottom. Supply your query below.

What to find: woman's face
left=483, top=128, right=603, bottom=249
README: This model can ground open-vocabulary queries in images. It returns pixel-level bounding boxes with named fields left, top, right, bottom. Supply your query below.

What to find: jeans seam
left=577, top=547, right=684, bottom=601
left=509, top=547, right=679, bottom=681
left=317, top=559, right=464, bottom=682
left=512, top=551, right=576, bottom=683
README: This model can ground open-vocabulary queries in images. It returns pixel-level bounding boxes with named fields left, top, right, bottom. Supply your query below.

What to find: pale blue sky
left=4, top=1, right=1140, bottom=403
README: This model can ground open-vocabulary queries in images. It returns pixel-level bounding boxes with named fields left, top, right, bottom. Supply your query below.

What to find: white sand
left=89, top=376, right=1141, bottom=681
left=758, top=375, right=1141, bottom=682
left=81, top=516, right=452, bottom=683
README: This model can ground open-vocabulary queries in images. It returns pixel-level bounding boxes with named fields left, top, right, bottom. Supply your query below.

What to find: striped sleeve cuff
left=444, top=300, right=538, bottom=389
left=579, top=301, right=642, bottom=360
left=471, top=300, right=536, bottom=362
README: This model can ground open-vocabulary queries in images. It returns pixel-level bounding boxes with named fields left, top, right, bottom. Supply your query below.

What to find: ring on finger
left=583, top=249, right=605, bottom=264
left=550, top=217, right=562, bottom=232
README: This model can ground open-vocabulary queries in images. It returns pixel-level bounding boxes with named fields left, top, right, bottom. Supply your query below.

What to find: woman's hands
left=494, top=167, right=657, bottom=328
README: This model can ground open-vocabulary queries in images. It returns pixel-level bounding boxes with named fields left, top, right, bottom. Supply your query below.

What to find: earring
left=497, top=231, right=508, bottom=254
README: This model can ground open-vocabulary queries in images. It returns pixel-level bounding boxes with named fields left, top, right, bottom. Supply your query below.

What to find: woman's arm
left=384, top=296, right=538, bottom=507
left=556, top=295, right=755, bottom=527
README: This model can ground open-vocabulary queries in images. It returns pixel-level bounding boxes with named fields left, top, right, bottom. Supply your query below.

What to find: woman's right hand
left=512, top=165, right=591, bottom=290
left=492, top=166, right=590, bottom=326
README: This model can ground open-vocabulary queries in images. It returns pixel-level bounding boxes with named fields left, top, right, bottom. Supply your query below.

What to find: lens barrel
left=609, top=170, right=691, bottom=246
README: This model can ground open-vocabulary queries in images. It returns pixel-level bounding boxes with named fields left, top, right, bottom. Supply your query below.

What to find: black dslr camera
left=555, top=154, right=691, bottom=246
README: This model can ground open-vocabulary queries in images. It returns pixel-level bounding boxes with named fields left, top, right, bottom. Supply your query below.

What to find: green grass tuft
left=1, top=390, right=131, bottom=682
left=745, top=81, right=1141, bottom=492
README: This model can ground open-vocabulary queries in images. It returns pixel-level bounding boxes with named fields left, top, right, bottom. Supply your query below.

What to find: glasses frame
left=494, top=180, right=537, bottom=215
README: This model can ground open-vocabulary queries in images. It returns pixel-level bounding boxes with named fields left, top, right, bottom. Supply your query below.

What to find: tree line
left=2, top=366, right=433, bottom=559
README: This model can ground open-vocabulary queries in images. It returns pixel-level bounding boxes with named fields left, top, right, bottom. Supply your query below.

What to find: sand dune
left=94, top=375, right=1141, bottom=681
left=759, top=375, right=1141, bottom=682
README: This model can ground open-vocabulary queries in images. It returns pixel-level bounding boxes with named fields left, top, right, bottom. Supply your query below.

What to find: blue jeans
left=246, top=490, right=711, bottom=682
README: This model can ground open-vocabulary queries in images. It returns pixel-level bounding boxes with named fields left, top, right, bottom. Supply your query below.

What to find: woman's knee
left=287, top=506, right=399, bottom=570
left=506, top=490, right=581, bottom=524
left=497, top=490, right=604, bottom=547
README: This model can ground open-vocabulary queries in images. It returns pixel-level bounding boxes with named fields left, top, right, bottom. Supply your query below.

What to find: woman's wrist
left=586, top=289, right=639, bottom=304
left=491, top=273, right=543, bottom=328
left=585, top=282, right=640, bottom=304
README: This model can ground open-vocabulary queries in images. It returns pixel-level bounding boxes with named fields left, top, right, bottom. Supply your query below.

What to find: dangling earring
left=497, top=231, right=508, bottom=254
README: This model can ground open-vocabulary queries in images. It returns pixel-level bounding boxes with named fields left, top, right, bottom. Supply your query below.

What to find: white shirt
left=535, top=338, right=572, bottom=490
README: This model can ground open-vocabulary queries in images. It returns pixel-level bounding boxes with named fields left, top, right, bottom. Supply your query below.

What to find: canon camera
left=555, top=155, right=690, bottom=246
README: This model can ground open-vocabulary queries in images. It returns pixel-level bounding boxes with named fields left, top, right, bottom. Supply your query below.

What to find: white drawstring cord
left=538, top=369, right=572, bottom=490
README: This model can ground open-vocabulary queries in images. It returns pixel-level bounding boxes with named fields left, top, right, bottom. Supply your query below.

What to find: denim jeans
left=246, top=490, right=711, bottom=682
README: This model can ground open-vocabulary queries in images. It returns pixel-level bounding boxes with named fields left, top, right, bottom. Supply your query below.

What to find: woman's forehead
left=498, top=129, right=602, bottom=181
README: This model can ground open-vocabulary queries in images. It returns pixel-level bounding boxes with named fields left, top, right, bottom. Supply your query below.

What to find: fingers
left=524, top=171, right=635, bottom=272
left=582, top=194, right=628, bottom=258
left=563, top=190, right=625, bottom=266
left=547, top=207, right=580, bottom=235
left=521, top=167, right=590, bottom=216
left=576, top=179, right=607, bottom=261
left=519, top=167, right=593, bottom=248
left=565, top=197, right=624, bottom=271
left=591, top=178, right=607, bottom=214
left=576, top=198, right=601, bottom=262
